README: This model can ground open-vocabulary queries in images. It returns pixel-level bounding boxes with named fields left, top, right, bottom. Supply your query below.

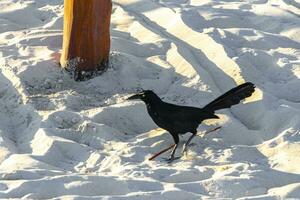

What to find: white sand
left=0, top=0, right=300, bottom=199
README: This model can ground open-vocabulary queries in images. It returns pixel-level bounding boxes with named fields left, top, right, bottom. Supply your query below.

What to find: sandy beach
left=0, top=0, right=300, bottom=199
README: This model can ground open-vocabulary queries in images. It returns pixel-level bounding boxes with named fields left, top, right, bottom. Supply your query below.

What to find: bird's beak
left=127, top=93, right=142, bottom=100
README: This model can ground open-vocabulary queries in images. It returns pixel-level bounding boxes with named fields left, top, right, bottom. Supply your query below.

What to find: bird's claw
left=182, top=145, right=189, bottom=156
left=163, top=156, right=181, bottom=163
left=182, top=142, right=195, bottom=156
left=182, top=149, right=188, bottom=157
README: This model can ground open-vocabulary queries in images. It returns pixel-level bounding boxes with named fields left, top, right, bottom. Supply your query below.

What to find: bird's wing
left=158, top=102, right=216, bottom=122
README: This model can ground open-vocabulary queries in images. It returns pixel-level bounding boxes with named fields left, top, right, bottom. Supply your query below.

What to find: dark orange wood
left=60, top=0, right=112, bottom=75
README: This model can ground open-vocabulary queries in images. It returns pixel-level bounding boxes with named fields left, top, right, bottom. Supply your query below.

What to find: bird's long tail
left=203, top=82, right=255, bottom=112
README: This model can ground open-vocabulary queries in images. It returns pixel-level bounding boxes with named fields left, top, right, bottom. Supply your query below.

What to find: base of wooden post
left=60, top=0, right=112, bottom=80
left=63, top=58, right=110, bottom=81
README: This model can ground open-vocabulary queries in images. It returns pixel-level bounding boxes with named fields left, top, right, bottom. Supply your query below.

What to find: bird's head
left=127, top=90, right=159, bottom=103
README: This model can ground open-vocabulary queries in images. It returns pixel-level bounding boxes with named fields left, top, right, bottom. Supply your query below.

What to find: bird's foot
left=189, top=143, right=196, bottom=147
left=163, top=156, right=181, bottom=163
left=182, top=144, right=189, bottom=156
left=182, top=150, right=188, bottom=157
left=182, top=143, right=196, bottom=156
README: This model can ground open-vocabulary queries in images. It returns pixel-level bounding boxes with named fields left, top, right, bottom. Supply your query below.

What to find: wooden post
left=60, top=0, right=112, bottom=80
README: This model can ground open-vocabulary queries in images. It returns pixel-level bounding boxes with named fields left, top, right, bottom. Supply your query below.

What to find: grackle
left=128, top=82, right=255, bottom=162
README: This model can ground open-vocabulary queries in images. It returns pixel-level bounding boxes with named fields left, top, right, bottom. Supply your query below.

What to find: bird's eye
left=142, top=94, right=146, bottom=97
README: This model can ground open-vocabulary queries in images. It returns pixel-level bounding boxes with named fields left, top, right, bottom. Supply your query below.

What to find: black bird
left=128, top=82, right=255, bottom=162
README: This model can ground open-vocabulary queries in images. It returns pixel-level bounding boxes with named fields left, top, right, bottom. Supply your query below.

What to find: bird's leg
left=182, top=127, right=222, bottom=156
left=182, top=132, right=197, bottom=156
left=166, top=143, right=179, bottom=162
left=164, top=133, right=180, bottom=163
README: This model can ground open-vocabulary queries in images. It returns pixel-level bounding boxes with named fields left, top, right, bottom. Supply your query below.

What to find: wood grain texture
left=60, top=0, right=112, bottom=72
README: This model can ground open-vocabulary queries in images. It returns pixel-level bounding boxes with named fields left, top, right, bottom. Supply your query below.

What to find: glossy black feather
left=128, top=82, right=255, bottom=161
left=203, top=82, right=255, bottom=112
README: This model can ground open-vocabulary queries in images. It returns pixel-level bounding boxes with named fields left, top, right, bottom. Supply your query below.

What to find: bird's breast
left=146, top=106, right=164, bottom=124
